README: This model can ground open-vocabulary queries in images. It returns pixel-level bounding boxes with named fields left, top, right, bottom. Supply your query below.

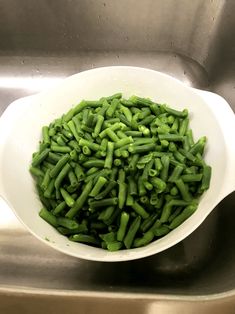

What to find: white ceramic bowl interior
left=0, top=66, right=235, bottom=262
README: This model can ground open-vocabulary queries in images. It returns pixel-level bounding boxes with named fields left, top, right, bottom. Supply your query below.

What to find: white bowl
left=0, top=66, right=235, bottom=262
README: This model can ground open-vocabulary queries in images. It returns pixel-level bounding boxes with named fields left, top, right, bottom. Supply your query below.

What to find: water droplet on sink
left=103, top=2, right=106, bottom=6
left=21, top=60, right=25, bottom=65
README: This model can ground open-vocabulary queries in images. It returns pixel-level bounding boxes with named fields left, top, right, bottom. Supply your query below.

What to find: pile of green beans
left=30, top=93, right=212, bottom=251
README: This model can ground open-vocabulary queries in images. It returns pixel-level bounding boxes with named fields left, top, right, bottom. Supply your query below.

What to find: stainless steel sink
left=0, top=0, right=235, bottom=313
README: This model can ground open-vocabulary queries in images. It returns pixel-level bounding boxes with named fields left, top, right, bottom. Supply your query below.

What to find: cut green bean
left=60, top=188, right=75, bottom=207
left=131, top=201, right=149, bottom=219
left=89, top=176, right=107, bottom=197
left=124, top=216, right=141, bottom=249
left=117, top=211, right=130, bottom=242
left=66, top=180, right=94, bottom=219
left=169, top=204, right=197, bottom=229
left=39, top=208, right=58, bottom=227
left=104, top=141, right=114, bottom=169
left=54, top=163, right=71, bottom=190
left=32, top=148, right=50, bottom=167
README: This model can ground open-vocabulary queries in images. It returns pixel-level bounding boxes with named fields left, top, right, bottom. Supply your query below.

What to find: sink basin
left=0, top=0, right=235, bottom=313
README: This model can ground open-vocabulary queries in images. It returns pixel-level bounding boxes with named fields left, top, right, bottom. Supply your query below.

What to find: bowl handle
left=194, top=88, right=235, bottom=197
left=0, top=95, right=34, bottom=200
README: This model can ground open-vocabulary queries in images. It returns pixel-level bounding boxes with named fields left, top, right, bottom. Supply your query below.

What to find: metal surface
left=0, top=0, right=235, bottom=313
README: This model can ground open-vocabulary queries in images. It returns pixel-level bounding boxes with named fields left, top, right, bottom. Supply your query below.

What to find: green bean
left=70, top=234, right=99, bottom=245
left=89, top=176, right=107, bottom=197
left=154, top=158, right=162, bottom=172
left=44, top=178, right=55, bottom=198
left=82, top=145, right=91, bottom=156
left=104, top=208, right=121, bottom=226
left=168, top=165, right=184, bottom=183
left=98, top=206, right=115, bottom=221
left=95, top=180, right=117, bottom=200
left=162, top=105, right=188, bottom=118
left=128, top=176, right=138, bottom=196
left=48, top=151, right=62, bottom=163
left=51, top=145, right=71, bottom=153
left=115, top=136, right=133, bottom=149
left=53, top=201, right=67, bottom=215
left=170, top=186, right=179, bottom=196
left=169, top=203, right=198, bottom=229
left=114, top=158, right=122, bottom=166
left=160, top=198, right=190, bottom=223
left=175, top=179, right=192, bottom=202
left=171, top=117, right=179, bottom=133
left=130, top=96, right=153, bottom=106
left=124, top=216, right=141, bottom=249
left=66, top=180, right=94, bottom=218
left=92, top=114, right=104, bottom=138
left=143, top=181, right=153, bottom=190
left=186, top=129, right=194, bottom=146
left=126, top=189, right=134, bottom=206
left=160, top=155, right=170, bottom=181
left=105, top=128, right=120, bottom=142
left=140, top=213, right=158, bottom=232
left=128, top=143, right=155, bottom=154
left=158, top=134, right=184, bottom=142
left=54, top=163, right=70, bottom=192
left=120, top=104, right=132, bottom=122
left=57, top=224, right=88, bottom=235
left=168, top=207, right=182, bottom=223
left=60, top=188, right=75, bottom=207
left=42, top=161, right=54, bottom=170
left=117, top=169, right=127, bottom=209
left=125, top=131, right=142, bottom=137
left=178, top=148, right=196, bottom=162
left=199, top=165, right=212, bottom=192
left=148, top=169, right=158, bottom=177
left=66, top=120, right=79, bottom=142
left=153, top=225, right=170, bottom=237
left=50, top=154, right=70, bottom=178
left=39, top=208, right=58, bottom=227
left=42, top=126, right=50, bottom=145
left=179, top=118, right=189, bottom=136
left=32, top=148, right=50, bottom=167
left=150, top=177, right=166, bottom=193
left=100, top=138, right=108, bottom=156
left=41, top=169, right=51, bottom=191
left=150, top=193, right=159, bottom=205
left=48, top=127, right=56, bottom=137
left=30, top=166, right=44, bottom=177
left=142, top=160, right=154, bottom=183
left=131, top=201, right=149, bottom=219
left=83, top=159, right=105, bottom=168
left=138, top=176, right=147, bottom=196
left=128, top=154, right=139, bottom=172
left=61, top=128, right=73, bottom=140
left=189, top=136, right=207, bottom=155
left=133, top=137, right=156, bottom=145
left=117, top=211, right=130, bottom=241
left=117, top=113, right=133, bottom=127
left=57, top=217, right=78, bottom=230
left=181, top=173, right=202, bottom=182
left=104, top=141, right=114, bottom=169
left=74, top=164, right=85, bottom=182
left=106, top=98, right=120, bottom=118
left=133, top=230, right=154, bottom=247
left=72, top=116, right=84, bottom=137
left=107, top=241, right=122, bottom=251
left=89, top=197, right=118, bottom=209
left=117, top=130, right=127, bottom=139
left=79, top=138, right=100, bottom=151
